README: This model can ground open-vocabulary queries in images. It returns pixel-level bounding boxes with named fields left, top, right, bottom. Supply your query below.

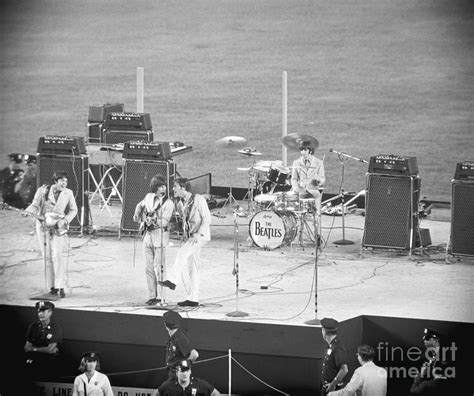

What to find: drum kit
left=215, top=133, right=322, bottom=250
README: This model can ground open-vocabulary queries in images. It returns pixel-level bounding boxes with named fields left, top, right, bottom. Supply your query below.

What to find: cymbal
left=282, top=133, right=319, bottom=151
left=215, top=136, right=247, bottom=149
left=236, top=167, right=251, bottom=172
left=238, top=148, right=262, bottom=156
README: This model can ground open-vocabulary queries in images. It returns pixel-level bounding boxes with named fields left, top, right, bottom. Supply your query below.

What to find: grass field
left=1, top=0, right=473, bottom=201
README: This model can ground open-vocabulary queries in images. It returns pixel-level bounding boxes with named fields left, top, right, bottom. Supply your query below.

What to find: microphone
left=329, top=148, right=333, bottom=152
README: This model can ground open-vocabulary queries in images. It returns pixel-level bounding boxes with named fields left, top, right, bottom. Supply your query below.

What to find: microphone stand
left=227, top=212, right=248, bottom=317
left=305, top=207, right=321, bottom=325
left=329, top=149, right=367, bottom=245
left=158, top=193, right=167, bottom=306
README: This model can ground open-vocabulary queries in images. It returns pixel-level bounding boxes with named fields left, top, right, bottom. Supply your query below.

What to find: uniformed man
left=153, top=359, right=221, bottom=396
left=320, top=317, right=348, bottom=395
left=24, top=301, right=63, bottom=382
left=163, top=310, right=199, bottom=378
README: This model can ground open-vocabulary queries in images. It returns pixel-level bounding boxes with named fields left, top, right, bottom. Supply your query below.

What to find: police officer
left=163, top=310, right=199, bottom=378
left=24, top=301, right=63, bottom=384
left=320, top=317, right=348, bottom=395
left=153, top=359, right=221, bottom=396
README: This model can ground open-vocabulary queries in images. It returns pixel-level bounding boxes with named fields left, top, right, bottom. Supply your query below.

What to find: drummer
left=290, top=140, right=325, bottom=213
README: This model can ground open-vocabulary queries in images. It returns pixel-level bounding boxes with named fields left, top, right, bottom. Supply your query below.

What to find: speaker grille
left=103, top=130, right=153, bottom=144
left=120, top=160, right=176, bottom=232
left=450, top=181, right=474, bottom=256
left=37, top=155, right=90, bottom=229
left=363, top=174, right=420, bottom=250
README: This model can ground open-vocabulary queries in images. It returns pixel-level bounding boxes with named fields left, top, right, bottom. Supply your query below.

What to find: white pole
left=228, top=348, right=232, bottom=396
left=137, top=67, right=144, bottom=113
left=282, top=71, right=288, bottom=166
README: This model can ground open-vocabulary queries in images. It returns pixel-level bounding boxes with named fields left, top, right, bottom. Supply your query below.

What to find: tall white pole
left=282, top=71, right=288, bottom=166
left=228, top=349, right=232, bottom=396
left=137, top=67, right=144, bottom=113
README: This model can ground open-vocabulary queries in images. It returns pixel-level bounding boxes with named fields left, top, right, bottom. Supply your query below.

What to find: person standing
left=133, top=175, right=175, bottom=306
left=25, top=170, right=78, bottom=298
left=321, top=317, right=349, bottom=395
left=328, top=344, right=387, bottom=396
left=163, top=310, right=199, bottom=378
left=72, top=352, right=114, bottom=396
left=159, top=178, right=211, bottom=307
left=153, top=359, right=221, bottom=396
left=291, top=139, right=325, bottom=213
left=24, top=300, right=63, bottom=386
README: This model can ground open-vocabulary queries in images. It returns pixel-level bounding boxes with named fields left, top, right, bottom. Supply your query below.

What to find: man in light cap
left=153, top=359, right=221, bottom=396
left=24, top=301, right=63, bottom=388
left=321, top=317, right=348, bottom=394
left=163, top=310, right=199, bottom=378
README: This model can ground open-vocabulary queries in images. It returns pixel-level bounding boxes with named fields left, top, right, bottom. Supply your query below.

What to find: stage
left=1, top=197, right=473, bottom=395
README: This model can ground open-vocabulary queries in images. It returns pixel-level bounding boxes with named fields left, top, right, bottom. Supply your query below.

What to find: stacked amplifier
left=120, top=140, right=176, bottom=233
left=362, top=154, right=421, bottom=252
left=449, top=161, right=474, bottom=257
left=36, top=135, right=89, bottom=231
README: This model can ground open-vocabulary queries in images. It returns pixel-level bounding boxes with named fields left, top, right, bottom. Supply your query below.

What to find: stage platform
left=1, top=197, right=472, bottom=324
left=1, top=197, right=473, bottom=395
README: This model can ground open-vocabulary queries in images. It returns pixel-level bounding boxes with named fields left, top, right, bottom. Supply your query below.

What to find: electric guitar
left=138, top=211, right=159, bottom=236
left=1, top=202, right=69, bottom=236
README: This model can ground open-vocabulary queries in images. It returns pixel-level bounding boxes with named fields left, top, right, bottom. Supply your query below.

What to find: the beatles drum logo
left=249, top=210, right=296, bottom=249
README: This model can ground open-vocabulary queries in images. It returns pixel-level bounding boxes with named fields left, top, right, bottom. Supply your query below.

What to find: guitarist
left=133, top=175, right=174, bottom=306
left=25, top=170, right=78, bottom=298
left=159, top=178, right=212, bottom=308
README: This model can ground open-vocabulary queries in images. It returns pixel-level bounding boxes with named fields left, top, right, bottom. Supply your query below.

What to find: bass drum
left=249, top=210, right=298, bottom=249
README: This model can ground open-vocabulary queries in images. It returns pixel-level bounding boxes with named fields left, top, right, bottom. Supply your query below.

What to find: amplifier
left=37, top=135, right=86, bottom=156
left=104, top=112, right=152, bottom=131
left=368, top=154, right=418, bottom=175
left=122, top=140, right=171, bottom=161
left=88, top=103, right=124, bottom=123
left=454, top=161, right=474, bottom=180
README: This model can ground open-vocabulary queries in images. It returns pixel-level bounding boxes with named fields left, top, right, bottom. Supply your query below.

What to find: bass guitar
left=1, top=202, right=69, bottom=236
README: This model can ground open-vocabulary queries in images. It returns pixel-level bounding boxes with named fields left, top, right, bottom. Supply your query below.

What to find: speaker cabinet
left=37, top=154, right=90, bottom=229
left=120, top=160, right=177, bottom=232
left=450, top=181, right=474, bottom=257
left=103, top=129, right=153, bottom=144
left=362, top=174, right=420, bottom=250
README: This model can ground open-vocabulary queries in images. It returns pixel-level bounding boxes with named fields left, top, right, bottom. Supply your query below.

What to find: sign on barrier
left=34, top=382, right=155, bottom=396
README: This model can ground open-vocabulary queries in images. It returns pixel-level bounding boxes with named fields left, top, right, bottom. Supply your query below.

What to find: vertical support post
left=137, top=67, right=144, bottom=113
left=282, top=71, right=288, bottom=166
left=228, top=349, right=232, bottom=396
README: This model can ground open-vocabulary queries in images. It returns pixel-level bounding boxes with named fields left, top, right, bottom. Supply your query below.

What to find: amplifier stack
left=449, top=161, right=474, bottom=257
left=363, top=154, right=421, bottom=252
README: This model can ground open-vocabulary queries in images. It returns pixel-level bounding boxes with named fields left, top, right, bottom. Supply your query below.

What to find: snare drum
left=268, top=163, right=290, bottom=185
left=249, top=210, right=298, bottom=249
left=274, top=191, right=299, bottom=211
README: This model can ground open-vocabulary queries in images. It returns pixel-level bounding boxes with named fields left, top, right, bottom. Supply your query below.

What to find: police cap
left=163, top=310, right=182, bottom=329
left=82, top=351, right=99, bottom=361
left=423, top=328, right=441, bottom=341
left=321, top=317, right=338, bottom=331
left=174, top=359, right=192, bottom=372
left=36, top=300, right=55, bottom=311
left=9, top=153, right=24, bottom=164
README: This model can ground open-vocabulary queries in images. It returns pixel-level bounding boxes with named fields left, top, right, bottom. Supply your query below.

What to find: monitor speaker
left=37, top=154, right=90, bottom=229
left=120, top=160, right=177, bottom=232
left=450, top=181, right=474, bottom=257
left=362, top=174, right=420, bottom=250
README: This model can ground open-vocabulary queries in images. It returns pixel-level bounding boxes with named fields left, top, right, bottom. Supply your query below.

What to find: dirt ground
left=1, top=198, right=473, bottom=325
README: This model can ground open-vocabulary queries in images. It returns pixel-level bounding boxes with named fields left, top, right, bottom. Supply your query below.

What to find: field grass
left=1, top=0, right=473, bottom=201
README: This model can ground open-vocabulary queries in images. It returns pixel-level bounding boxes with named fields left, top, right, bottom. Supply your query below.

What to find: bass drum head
left=249, top=210, right=298, bottom=249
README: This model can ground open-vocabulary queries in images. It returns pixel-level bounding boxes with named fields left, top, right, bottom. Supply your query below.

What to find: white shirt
left=328, top=361, right=387, bottom=396
left=72, top=371, right=114, bottom=396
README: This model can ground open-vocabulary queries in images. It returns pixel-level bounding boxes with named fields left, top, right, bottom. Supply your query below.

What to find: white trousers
left=168, top=239, right=205, bottom=302
left=36, top=222, right=66, bottom=290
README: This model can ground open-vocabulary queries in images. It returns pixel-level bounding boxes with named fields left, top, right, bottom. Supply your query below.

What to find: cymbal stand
left=221, top=159, right=240, bottom=211
left=242, top=170, right=257, bottom=212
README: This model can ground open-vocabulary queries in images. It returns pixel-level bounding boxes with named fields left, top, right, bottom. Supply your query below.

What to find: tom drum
left=267, top=163, right=290, bottom=185
left=249, top=209, right=298, bottom=249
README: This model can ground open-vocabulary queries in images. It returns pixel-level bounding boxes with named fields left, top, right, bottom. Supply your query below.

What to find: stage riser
left=1, top=306, right=471, bottom=395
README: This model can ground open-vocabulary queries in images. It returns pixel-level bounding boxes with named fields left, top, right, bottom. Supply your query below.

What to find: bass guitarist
left=25, top=170, right=78, bottom=298
left=133, top=175, right=174, bottom=306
